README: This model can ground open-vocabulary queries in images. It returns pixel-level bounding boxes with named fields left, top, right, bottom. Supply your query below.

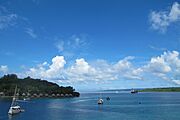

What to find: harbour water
left=1, top=92, right=180, bottom=120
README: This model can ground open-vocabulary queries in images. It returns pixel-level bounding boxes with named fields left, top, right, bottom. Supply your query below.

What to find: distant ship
left=8, top=86, right=23, bottom=115
left=131, top=89, right=138, bottom=94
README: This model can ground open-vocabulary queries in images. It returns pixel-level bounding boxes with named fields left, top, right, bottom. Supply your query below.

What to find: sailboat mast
left=11, top=85, right=17, bottom=107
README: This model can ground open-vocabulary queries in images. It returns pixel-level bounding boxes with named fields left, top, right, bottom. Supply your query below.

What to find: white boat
left=8, top=86, right=23, bottom=115
left=8, top=105, right=21, bottom=115
left=97, top=90, right=103, bottom=104
left=98, top=98, right=103, bottom=104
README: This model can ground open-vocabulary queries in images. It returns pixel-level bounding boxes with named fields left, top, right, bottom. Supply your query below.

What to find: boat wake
left=71, top=99, right=96, bottom=103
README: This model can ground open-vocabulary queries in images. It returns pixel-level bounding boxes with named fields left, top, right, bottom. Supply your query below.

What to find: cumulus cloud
left=19, top=55, right=142, bottom=84
left=46, top=56, right=66, bottom=76
left=0, top=65, right=8, bottom=73
left=144, top=56, right=171, bottom=73
left=112, top=56, right=143, bottom=80
left=149, top=2, right=180, bottom=32
left=65, top=58, right=97, bottom=82
left=64, top=56, right=141, bottom=83
left=17, top=51, right=180, bottom=86
left=142, top=51, right=180, bottom=84
left=70, top=58, right=94, bottom=74
left=21, top=56, right=66, bottom=79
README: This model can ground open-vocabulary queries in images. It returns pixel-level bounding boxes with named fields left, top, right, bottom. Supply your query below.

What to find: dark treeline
left=0, top=74, right=80, bottom=97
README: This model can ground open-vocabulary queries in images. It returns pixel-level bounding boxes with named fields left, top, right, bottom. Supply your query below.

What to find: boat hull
left=97, top=99, right=103, bottom=104
left=8, top=106, right=21, bottom=115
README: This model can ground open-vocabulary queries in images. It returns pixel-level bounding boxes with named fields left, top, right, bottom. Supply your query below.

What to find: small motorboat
left=98, top=98, right=103, bottom=104
left=106, top=97, right=110, bottom=101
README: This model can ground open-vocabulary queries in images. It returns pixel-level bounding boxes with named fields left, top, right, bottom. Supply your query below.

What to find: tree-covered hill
left=0, top=74, right=80, bottom=97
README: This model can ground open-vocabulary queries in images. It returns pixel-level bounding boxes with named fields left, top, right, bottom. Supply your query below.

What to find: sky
left=0, top=0, right=180, bottom=91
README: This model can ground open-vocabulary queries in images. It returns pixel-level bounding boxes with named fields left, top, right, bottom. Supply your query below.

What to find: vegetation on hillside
left=0, top=74, right=80, bottom=97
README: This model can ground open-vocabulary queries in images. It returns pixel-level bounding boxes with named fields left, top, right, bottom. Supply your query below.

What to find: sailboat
left=8, top=85, right=23, bottom=115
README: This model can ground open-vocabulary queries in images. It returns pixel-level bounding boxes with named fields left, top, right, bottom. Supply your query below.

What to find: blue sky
left=0, top=0, right=180, bottom=91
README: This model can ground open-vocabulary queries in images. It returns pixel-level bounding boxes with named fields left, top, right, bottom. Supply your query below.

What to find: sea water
left=1, top=92, right=180, bottom=120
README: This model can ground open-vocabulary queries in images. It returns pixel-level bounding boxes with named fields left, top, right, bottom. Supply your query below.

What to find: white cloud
left=172, top=80, right=180, bottom=85
left=17, top=51, right=180, bottom=86
left=70, top=58, right=93, bottom=74
left=66, top=57, right=140, bottom=82
left=65, top=58, right=98, bottom=82
left=149, top=2, right=180, bottom=32
left=112, top=56, right=143, bottom=80
left=19, top=55, right=141, bottom=84
left=25, top=28, right=37, bottom=39
left=144, top=56, right=171, bottom=73
left=113, top=56, right=134, bottom=72
left=46, top=56, right=66, bottom=77
left=0, top=65, right=8, bottom=73
left=169, top=2, right=180, bottom=21
left=141, top=51, right=180, bottom=85
left=20, top=56, right=66, bottom=79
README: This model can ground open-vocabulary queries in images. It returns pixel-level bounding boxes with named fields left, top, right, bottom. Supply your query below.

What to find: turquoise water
left=1, top=92, right=180, bottom=120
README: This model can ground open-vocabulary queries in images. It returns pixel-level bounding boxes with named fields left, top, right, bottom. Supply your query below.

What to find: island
left=139, top=87, right=180, bottom=92
left=0, top=74, right=80, bottom=98
left=103, top=87, right=180, bottom=93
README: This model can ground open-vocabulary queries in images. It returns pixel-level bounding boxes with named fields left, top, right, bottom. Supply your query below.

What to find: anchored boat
left=8, top=86, right=23, bottom=115
left=97, top=98, right=103, bottom=104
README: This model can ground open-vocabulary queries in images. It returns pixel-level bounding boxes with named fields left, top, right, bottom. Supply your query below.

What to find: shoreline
left=0, top=95, right=79, bottom=99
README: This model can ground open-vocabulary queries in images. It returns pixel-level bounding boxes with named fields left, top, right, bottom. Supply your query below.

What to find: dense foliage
left=0, top=74, right=80, bottom=97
